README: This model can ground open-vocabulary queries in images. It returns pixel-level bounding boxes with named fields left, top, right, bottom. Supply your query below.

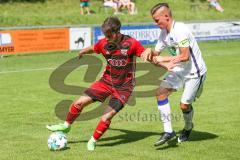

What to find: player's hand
left=165, top=60, right=177, bottom=71
left=171, top=57, right=181, bottom=64
left=141, top=48, right=153, bottom=62
left=152, top=56, right=164, bottom=64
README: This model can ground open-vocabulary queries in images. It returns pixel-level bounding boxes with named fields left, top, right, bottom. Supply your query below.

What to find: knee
left=180, top=103, right=191, bottom=111
left=72, top=101, right=84, bottom=110
left=101, top=110, right=116, bottom=122
left=156, top=89, right=168, bottom=100
left=74, top=96, right=92, bottom=109
left=73, top=97, right=86, bottom=109
left=101, top=115, right=112, bottom=122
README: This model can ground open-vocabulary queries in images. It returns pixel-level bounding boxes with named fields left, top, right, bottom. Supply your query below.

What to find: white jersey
left=155, top=21, right=207, bottom=78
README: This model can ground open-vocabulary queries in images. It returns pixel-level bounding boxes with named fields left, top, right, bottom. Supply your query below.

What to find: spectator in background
left=80, top=0, right=91, bottom=15
left=103, top=0, right=120, bottom=15
left=208, top=0, right=224, bottom=12
left=118, top=0, right=136, bottom=15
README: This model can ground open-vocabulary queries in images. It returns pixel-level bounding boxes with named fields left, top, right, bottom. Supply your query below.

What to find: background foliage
left=0, top=0, right=239, bottom=27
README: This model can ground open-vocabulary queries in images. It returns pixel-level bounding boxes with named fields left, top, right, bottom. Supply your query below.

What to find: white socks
left=64, top=121, right=70, bottom=128
left=90, top=136, right=96, bottom=142
left=157, top=99, right=173, bottom=133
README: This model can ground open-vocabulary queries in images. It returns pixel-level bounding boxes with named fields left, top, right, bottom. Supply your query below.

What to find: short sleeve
left=155, top=40, right=165, bottom=52
left=93, top=40, right=103, bottom=54
left=175, top=24, right=190, bottom=48
left=133, top=39, right=145, bottom=57
left=155, top=31, right=166, bottom=52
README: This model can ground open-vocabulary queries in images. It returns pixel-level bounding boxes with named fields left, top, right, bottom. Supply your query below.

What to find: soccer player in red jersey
left=47, top=16, right=146, bottom=150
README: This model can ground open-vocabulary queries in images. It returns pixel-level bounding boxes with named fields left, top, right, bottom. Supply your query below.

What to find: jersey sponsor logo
left=167, top=46, right=177, bottom=56
left=108, top=59, right=127, bottom=67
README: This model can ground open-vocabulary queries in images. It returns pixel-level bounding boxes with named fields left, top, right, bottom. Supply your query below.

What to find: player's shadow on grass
left=69, top=128, right=178, bottom=149
left=156, top=130, right=218, bottom=150
left=68, top=129, right=218, bottom=150
left=184, top=130, right=218, bottom=142
left=97, top=128, right=160, bottom=147
left=69, top=128, right=160, bottom=145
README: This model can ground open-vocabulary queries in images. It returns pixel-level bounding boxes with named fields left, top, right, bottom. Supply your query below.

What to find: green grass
left=0, top=0, right=240, bottom=27
left=0, top=40, right=240, bottom=159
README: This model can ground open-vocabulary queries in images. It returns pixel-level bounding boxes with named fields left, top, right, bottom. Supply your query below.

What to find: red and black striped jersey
left=93, top=35, right=145, bottom=88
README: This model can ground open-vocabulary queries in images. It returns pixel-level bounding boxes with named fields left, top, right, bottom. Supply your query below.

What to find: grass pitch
left=0, top=40, right=240, bottom=160
left=0, top=0, right=240, bottom=27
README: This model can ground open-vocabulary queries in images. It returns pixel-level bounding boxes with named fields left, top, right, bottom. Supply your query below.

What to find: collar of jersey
left=169, top=20, right=176, bottom=33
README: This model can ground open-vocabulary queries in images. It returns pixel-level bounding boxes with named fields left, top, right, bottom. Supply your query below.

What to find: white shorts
left=103, top=2, right=118, bottom=8
left=160, top=72, right=206, bottom=104
left=210, top=1, right=220, bottom=8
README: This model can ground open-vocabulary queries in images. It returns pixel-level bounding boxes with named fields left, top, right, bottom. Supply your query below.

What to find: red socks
left=66, top=103, right=111, bottom=141
left=93, top=120, right=111, bottom=141
left=66, top=103, right=82, bottom=124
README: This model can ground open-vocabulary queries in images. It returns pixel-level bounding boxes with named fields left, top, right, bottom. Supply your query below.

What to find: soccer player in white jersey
left=141, top=3, right=207, bottom=146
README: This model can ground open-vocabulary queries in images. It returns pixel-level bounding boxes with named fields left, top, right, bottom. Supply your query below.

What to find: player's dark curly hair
left=101, top=16, right=121, bottom=38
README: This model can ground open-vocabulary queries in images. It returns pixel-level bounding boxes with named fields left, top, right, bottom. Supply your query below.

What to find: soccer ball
left=47, top=132, right=67, bottom=151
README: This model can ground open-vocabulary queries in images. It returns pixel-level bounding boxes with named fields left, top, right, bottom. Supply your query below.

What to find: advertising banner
left=186, top=21, right=240, bottom=41
left=69, top=28, right=91, bottom=50
left=93, top=21, right=240, bottom=44
left=0, top=28, right=69, bottom=54
left=1, top=21, right=239, bottom=55
left=93, top=25, right=160, bottom=45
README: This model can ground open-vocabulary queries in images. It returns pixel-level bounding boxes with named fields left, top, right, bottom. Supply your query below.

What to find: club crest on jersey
left=120, top=49, right=128, bottom=56
left=120, top=41, right=131, bottom=56
left=120, top=95, right=126, bottom=100
left=169, top=37, right=178, bottom=46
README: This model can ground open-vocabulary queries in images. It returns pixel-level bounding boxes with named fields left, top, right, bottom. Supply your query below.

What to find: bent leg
left=87, top=105, right=118, bottom=151
left=80, top=6, right=84, bottom=14
left=178, top=75, right=206, bottom=142
left=178, top=102, right=194, bottom=142
left=180, top=74, right=206, bottom=130
left=92, top=96, right=124, bottom=142
left=93, top=106, right=117, bottom=140
left=66, top=95, right=94, bottom=124
left=154, top=87, right=177, bottom=146
left=156, top=87, right=175, bottom=133
left=46, top=95, right=93, bottom=133
left=180, top=103, right=194, bottom=130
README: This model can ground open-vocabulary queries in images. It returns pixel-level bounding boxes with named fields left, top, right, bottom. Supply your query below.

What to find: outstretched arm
left=152, top=47, right=190, bottom=71
left=141, top=48, right=159, bottom=62
left=78, top=45, right=94, bottom=59
left=153, top=60, right=177, bottom=72
left=153, top=47, right=190, bottom=63
left=172, top=47, right=190, bottom=63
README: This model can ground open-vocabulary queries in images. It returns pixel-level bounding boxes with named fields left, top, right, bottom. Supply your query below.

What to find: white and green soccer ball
left=47, top=132, right=67, bottom=151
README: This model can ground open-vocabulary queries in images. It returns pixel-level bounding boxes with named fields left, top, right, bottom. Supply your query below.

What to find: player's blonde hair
left=150, top=3, right=172, bottom=17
